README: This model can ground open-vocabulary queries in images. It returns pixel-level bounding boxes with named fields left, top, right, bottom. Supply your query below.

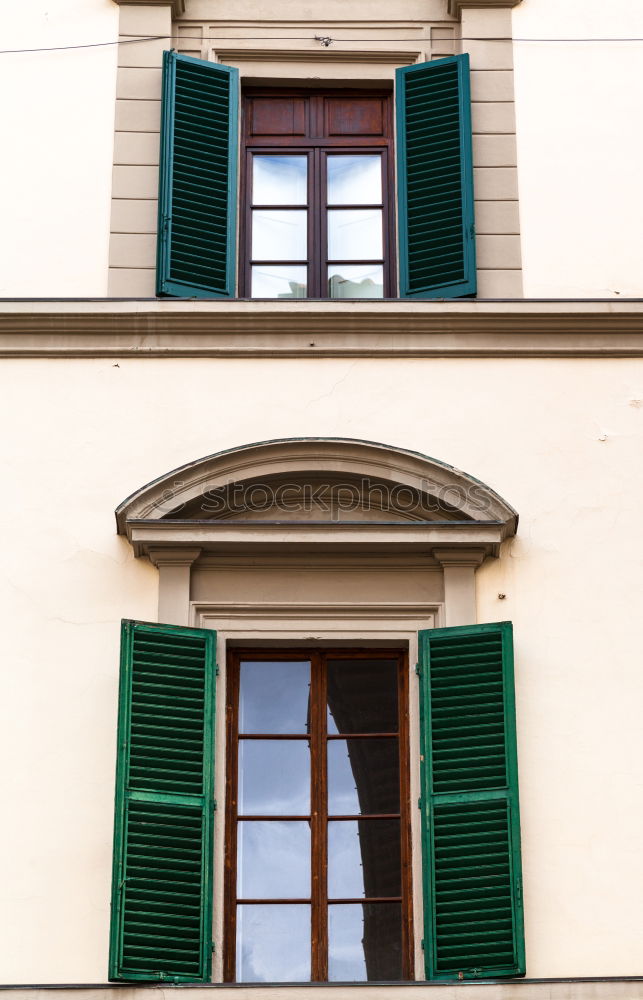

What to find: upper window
left=240, top=91, right=395, bottom=299
left=156, top=52, right=476, bottom=301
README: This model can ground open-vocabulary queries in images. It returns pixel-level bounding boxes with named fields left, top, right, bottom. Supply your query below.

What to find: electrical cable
left=3, top=33, right=643, bottom=55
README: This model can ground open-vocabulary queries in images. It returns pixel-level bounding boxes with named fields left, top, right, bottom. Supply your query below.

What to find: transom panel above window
left=241, top=91, right=395, bottom=299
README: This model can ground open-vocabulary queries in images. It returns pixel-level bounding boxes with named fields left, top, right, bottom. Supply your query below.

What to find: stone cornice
left=1, top=301, right=643, bottom=357
left=112, top=0, right=185, bottom=17
left=448, top=0, right=523, bottom=18
left=126, top=519, right=507, bottom=559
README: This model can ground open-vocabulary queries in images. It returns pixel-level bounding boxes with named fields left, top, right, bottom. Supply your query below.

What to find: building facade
left=1, top=1, right=643, bottom=998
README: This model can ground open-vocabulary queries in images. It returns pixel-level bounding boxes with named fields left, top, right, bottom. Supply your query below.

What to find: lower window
left=110, top=620, right=525, bottom=984
left=224, top=649, right=413, bottom=981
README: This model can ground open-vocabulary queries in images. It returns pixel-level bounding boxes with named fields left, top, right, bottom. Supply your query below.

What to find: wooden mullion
left=327, top=732, right=398, bottom=739
left=237, top=898, right=312, bottom=904
left=328, top=897, right=403, bottom=904
left=309, top=147, right=321, bottom=298
left=310, top=649, right=327, bottom=979
left=223, top=650, right=240, bottom=982
left=239, top=733, right=312, bottom=740
left=239, top=148, right=252, bottom=297
left=237, top=814, right=311, bottom=821
left=327, top=813, right=401, bottom=820
left=319, top=149, right=330, bottom=297
left=399, top=650, right=414, bottom=979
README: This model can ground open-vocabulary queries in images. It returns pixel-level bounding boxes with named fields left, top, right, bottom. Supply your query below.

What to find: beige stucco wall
left=1, top=355, right=642, bottom=981
left=512, top=0, right=643, bottom=297
left=0, top=0, right=118, bottom=296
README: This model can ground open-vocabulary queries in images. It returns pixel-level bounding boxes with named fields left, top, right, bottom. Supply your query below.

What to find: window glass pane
left=239, top=740, right=310, bottom=815
left=238, top=821, right=310, bottom=898
left=251, top=265, right=307, bottom=298
left=253, top=155, right=307, bottom=205
left=237, top=904, right=311, bottom=981
left=252, top=209, right=307, bottom=261
left=327, top=155, right=382, bottom=205
left=328, top=819, right=401, bottom=899
left=327, top=658, right=398, bottom=734
left=240, top=660, right=311, bottom=733
left=328, top=903, right=402, bottom=981
left=327, top=209, right=383, bottom=261
left=328, top=265, right=383, bottom=299
left=328, top=738, right=399, bottom=815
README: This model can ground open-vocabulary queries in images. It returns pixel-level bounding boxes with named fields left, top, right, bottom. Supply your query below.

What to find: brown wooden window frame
left=240, top=89, right=397, bottom=299
left=224, top=647, right=413, bottom=982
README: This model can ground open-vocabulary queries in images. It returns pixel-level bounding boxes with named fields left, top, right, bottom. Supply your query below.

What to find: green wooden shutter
left=157, top=51, right=238, bottom=298
left=396, top=54, right=476, bottom=299
left=418, top=622, right=524, bottom=980
left=109, top=620, right=217, bottom=982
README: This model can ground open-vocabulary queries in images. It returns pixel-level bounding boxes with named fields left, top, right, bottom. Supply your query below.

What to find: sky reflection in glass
left=237, top=904, right=311, bottom=981
left=238, top=821, right=311, bottom=898
left=239, top=740, right=310, bottom=815
left=239, top=660, right=311, bottom=733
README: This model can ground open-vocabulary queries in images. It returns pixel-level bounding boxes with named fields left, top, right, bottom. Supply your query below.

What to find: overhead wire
left=2, top=33, right=643, bottom=55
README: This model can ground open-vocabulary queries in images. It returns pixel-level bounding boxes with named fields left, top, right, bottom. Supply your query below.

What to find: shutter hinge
left=215, top=664, right=220, bottom=676
left=415, top=662, right=421, bottom=676
left=213, top=799, right=217, bottom=811
left=516, top=877, right=523, bottom=907
left=470, top=223, right=476, bottom=239
left=211, top=942, right=216, bottom=954
left=420, top=939, right=424, bottom=951
left=418, top=797, right=422, bottom=810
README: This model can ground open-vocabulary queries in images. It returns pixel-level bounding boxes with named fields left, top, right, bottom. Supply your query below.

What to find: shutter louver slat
left=157, top=51, right=238, bottom=298
left=109, top=620, right=216, bottom=982
left=396, top=54, right=476, bottom=298
left=419, top=622, right=525, bottom=980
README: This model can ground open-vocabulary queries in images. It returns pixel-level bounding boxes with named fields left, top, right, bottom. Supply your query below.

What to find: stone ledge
left=2, top=980, right=643, bottom=998
left=1, top=300, right=643, bottom=357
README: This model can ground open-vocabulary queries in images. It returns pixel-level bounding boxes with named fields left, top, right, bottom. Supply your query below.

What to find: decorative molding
left=448, top=0, right=523, bottom=17
left=193, top=601, right=441, bottom=624
left=112, top=0, right=185, bottom=16
left=147, top=546, right=201, bottom=626
left=147, top=546, right=202, bottom=567
left=115, top=437, right=518, bottom=539
left=2, top=301, right=643, bottom=357
left=432, top=549, right=485, bottom=626
left=213, top=47, right=420, bottom=65
left=127, top=519, right=509, bottom=558
left=432, top=547, right=487, bottom=568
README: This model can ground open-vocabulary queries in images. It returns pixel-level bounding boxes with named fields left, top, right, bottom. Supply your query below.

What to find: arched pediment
left=116, top=438, right=517, bottom=558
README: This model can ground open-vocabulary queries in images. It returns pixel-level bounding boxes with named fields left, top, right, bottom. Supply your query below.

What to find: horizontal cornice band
left=2, top=301, right=643, bottom=357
